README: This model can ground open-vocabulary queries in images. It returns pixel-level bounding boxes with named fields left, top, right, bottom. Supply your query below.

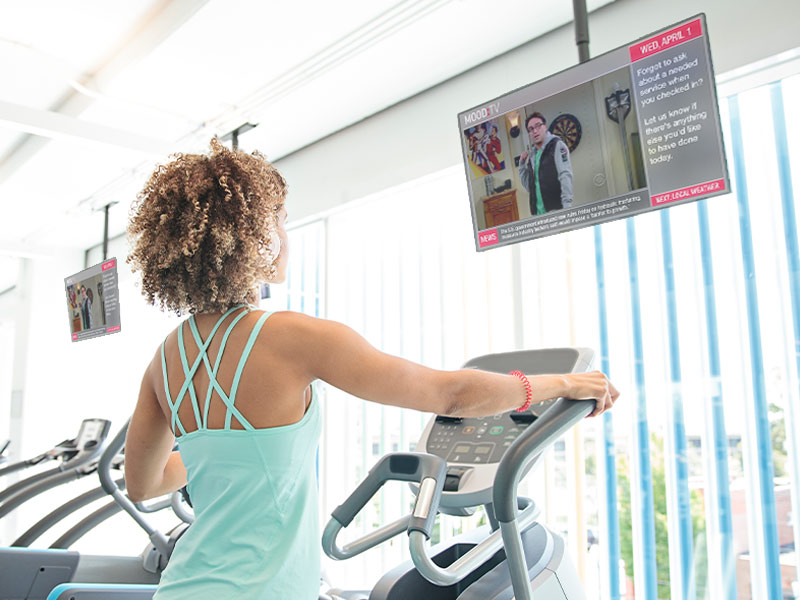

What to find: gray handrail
left=493, top=397, right=595, bottom=599
left=99, top=421, right=170, bottom=558
left=50, top=500, right=121, bottom=549
left=0, top=457, right=39, bottom=478
left=13, top=479, right=125, bottom=547
left=170, top=492, right=194, bottom=524
left=0, top=426, right=108, bottom=506
left=135, top=496, right=173, bottom=514
left=323, top=453, right=446, bottom=561
left=0, top=469, right=83, bottom=519
left=323, top=515, right=410, bottom=560
left=0, top=467, right=61, bottom=503
left=408, top=497, right=539, bottom=586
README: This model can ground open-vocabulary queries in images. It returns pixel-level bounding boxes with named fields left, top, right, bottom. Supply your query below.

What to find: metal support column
left=572, top=0, right=621, bottom=597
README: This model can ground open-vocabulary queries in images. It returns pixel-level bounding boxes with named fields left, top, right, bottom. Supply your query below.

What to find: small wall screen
left=65, top=258, right=121, bottom=342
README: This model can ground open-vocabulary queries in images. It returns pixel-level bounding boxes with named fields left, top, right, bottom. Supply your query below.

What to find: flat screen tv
left=65, top=258, right=121, bottom=342
left=459, top=14, right=729, bottom=250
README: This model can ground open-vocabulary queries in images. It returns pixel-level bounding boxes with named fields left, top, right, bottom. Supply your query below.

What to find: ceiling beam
left=0, top=100, right=173, bottom=156
left=0, top=0, right=211, bottom=183
left=0, top=240, right=59, bottom=259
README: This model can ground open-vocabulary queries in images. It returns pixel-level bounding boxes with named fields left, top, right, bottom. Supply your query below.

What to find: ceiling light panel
left=0, top=138, right=150, bottom=241
left=95, top=0, right=405, bottom=130
left=0, top=1, right=156, bottom=108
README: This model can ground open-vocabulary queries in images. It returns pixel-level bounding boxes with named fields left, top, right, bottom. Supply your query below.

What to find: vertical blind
left=271, top=72, right=800, bottom=598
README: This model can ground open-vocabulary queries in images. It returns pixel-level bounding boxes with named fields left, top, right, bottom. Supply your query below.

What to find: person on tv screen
left=79, top=286, right=93, bottom=330
left=486, top=124, right=503, bottom=172
left=85, top=288, right=94, bottom=329
left=518, top=111, right=573, bottom=214
left=123, top=138, right=618, bottom=599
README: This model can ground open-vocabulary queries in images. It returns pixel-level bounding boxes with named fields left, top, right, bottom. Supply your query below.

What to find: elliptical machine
left=38, top=347, right=596, bottom=599
left=322, top=348, right=593, bottom=599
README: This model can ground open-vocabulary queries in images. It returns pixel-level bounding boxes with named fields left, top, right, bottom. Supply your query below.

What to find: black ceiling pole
left=573, top=0, right=590, bottom=64
left=221, top=122, right=257, bottom=151
left=102, top=204, right=110, bottom=261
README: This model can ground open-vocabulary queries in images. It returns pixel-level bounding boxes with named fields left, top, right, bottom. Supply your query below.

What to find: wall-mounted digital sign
left=459, top=14, right=729, bottom=250
left=65, top=258, right=121, bottom=342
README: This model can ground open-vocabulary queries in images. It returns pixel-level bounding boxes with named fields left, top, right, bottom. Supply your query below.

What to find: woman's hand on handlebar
left=562, top=371, right=619, bottom=417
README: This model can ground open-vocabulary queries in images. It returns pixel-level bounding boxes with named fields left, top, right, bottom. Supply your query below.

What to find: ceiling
left=0, top=0, right=613, bottom=261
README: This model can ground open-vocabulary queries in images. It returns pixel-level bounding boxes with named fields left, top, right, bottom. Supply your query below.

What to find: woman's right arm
left=270, top=312, right=618, bottom=418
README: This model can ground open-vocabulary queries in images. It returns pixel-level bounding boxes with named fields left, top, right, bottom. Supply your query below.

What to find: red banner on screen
left=478, top=228, right=499, bottom=248
left=651, top=178, right=726, bottom=206
left=630, top=18, right=703, bottom=62
left=102, top=259, right=116, bottom=271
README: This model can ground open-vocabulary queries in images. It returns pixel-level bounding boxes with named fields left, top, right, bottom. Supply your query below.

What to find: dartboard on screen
left=549, top=113, right=582, bottom=152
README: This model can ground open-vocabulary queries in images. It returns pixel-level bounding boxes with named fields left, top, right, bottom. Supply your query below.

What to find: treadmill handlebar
left=493, top=397, right=594, bottom=523
left=98, top=422, right=128, bottom=496
left=410, top=498, right=539, bottom=587
left=323, top=453, right=446, bottom=560
left=98, top=420, right=170, bottom=557
left=331, top=452, right=446, bottom=537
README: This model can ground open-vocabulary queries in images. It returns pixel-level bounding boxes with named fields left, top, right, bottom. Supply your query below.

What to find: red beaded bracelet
left=509, top=370, right=533, bottom=412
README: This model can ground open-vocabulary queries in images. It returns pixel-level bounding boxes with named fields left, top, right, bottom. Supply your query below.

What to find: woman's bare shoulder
left=259, top=310, right=322, bottom=336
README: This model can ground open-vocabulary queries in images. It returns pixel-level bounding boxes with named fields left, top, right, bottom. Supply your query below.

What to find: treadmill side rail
left=46, top=583, right=156, bottom=600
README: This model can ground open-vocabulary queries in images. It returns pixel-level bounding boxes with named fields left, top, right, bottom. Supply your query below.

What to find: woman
left=124, top=139, right=618, bottom=599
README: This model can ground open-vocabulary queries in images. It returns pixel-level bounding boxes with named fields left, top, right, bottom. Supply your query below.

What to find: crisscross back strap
left=186, top=309, right=250, bottom=429
left=161, top=305, right=273, bottom=435
left=161, top=305, right=243, bottom=436
left=225, top=310, right=271, bottom=429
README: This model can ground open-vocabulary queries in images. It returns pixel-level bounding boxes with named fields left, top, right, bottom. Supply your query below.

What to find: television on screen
left=64, top=258, right=122, bottom=343
left=459, top=14, right=729, bottom=250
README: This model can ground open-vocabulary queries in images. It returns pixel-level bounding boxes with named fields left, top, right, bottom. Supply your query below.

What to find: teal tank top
left=153, top=306, right=322, bottom=600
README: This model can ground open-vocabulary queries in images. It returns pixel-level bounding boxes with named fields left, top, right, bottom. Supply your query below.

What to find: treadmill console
left=73, top=419, right=112, bottom=451
left=424, top=404, right=554, bottom=466
left=413, top=348, right=593, bottom=509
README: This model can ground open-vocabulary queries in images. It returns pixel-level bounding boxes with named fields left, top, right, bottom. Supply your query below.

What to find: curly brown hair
left=127, top=138, right=286, bottom=315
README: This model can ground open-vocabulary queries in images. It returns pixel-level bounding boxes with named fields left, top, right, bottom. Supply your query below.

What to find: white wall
left=1, top=240, right=182, bottom=449
left=1, top=240, right=181, bottom=546
left=276, top=0, right=800, bottom=222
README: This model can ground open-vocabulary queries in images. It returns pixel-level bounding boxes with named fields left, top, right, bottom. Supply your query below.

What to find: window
left=281, top=69, right=800, bottom=598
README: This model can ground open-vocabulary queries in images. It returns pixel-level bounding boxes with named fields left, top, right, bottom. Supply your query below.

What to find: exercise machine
left=42, top=348, right=595, bottom=599
left=0, top=422, right=183, bottom=600
left=0, top=419, right=110, bottom=506
left=323, top=348, right=593, bottom=599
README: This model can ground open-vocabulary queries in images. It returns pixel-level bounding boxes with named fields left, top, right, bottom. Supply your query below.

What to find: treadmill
left=0, top=419, right=111, bottom=507
left=0, top=422, right=183, bottom=600
left=323, top=348, right=593, bottom=600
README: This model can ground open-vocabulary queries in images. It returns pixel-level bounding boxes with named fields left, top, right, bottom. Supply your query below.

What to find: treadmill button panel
left=425, top=410, right=540, bottom=464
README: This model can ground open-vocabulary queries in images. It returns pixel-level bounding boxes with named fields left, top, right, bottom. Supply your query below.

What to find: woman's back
left=155, top=307, right=313, bottom=432
left=152, top=306, right=322, bottom=599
